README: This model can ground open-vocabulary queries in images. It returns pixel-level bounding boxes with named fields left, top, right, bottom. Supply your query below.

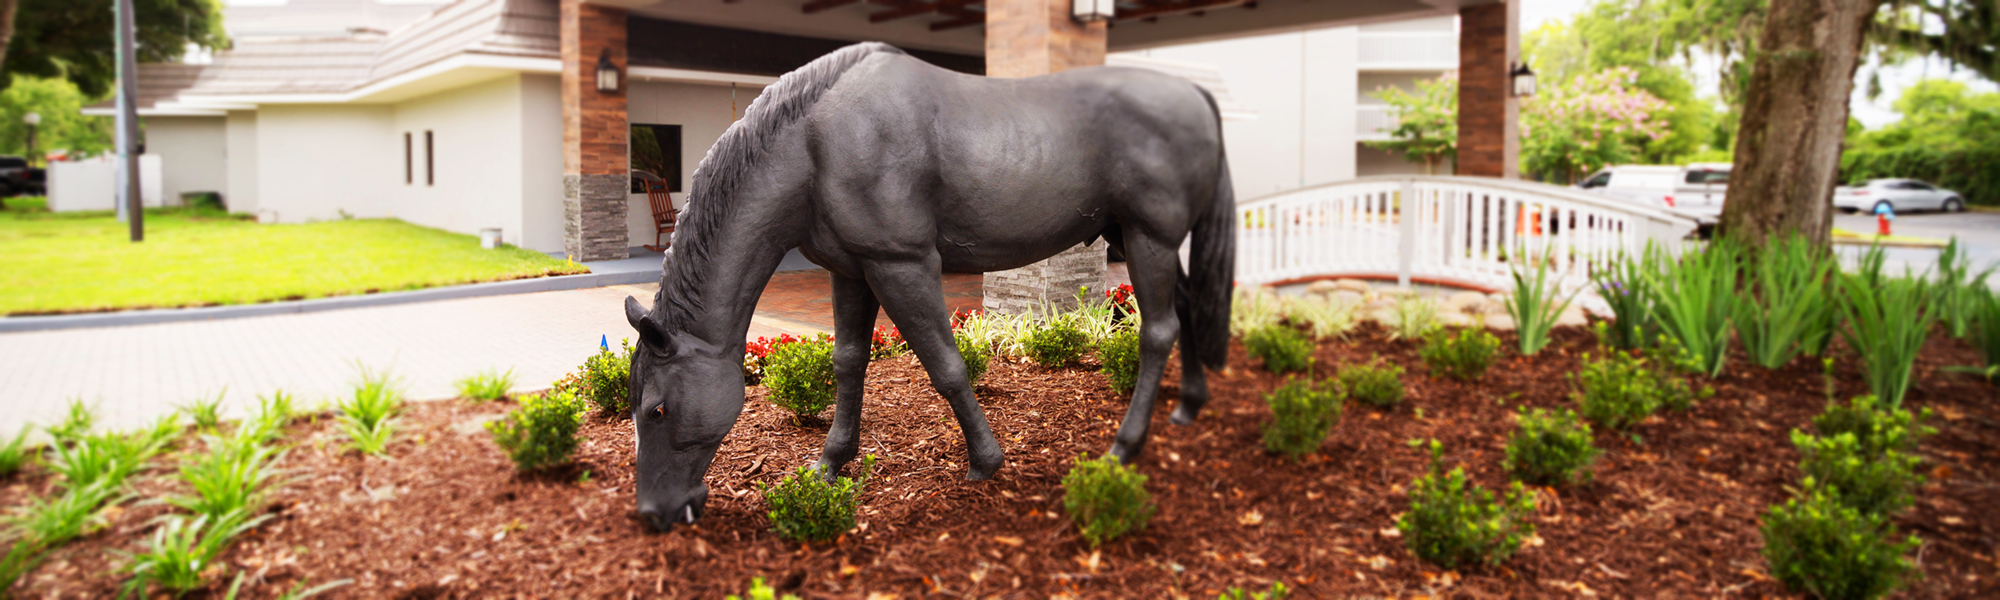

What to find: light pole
left=22, top=112, right=39, bottom=167
left=115, top=0, right=142, bottom=241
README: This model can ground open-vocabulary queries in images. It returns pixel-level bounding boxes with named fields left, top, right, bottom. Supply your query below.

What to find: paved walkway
left=0, top=270, right=989, bottom=440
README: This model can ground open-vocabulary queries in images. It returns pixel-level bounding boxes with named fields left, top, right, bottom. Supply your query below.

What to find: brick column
left=981, top=0, right=1109, bottom=315
left=561, top=0, right=629, bottom=262
left=1456, top=1, right=1519, bottom=179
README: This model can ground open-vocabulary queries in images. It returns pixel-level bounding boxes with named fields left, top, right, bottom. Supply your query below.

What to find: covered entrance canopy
left=562, top=0, right=1518, bottom=307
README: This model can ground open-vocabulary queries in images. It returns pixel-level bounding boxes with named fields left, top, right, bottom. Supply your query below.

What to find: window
left=1580, top=172, right=1611, bottom=189
left=424, top=130, right=435, bottom=186
left=403, top=133, right=412, bottom=185
left=1684, top=170, right=1729, bottom=185
left=629, top=123, right=682, bottom=193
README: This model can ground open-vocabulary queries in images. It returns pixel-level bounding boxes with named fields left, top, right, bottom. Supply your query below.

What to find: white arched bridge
left=1232, top=176, right=1700, bottom=293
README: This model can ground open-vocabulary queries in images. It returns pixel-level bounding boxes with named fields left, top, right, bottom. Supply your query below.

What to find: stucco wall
left=253, top=104, right=395, bottom=222
left=143, top=116, right=229, bottom=205
left=625, top=80, right=765, bottom=249
left=520, top=74, right=565, bottom=254
left=225, top=111, right=259, bottom=214
left=388, top=75, right=528, bottom=249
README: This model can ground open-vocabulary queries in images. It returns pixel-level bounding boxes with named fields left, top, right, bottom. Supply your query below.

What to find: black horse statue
left=622, top=42, right=1235, bottom=531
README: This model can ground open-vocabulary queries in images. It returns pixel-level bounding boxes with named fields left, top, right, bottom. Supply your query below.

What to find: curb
left=0, top=269, right=661, bottom=334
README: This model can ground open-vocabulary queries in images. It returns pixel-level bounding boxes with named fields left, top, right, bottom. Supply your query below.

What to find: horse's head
left=624, top=296, right=745, bottom=532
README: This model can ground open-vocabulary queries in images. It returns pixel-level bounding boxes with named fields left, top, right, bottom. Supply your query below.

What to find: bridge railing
left=1234, top=176, right=1699, bottom=292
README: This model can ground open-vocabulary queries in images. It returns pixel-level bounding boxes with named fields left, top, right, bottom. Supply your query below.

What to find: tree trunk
left=1719, top=0, right=1882, bottom=248
left=0, top=0, right=18, bottom=70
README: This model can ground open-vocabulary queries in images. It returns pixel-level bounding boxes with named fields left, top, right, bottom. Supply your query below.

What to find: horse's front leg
left=812, top=274, right=880, bottom=480
left=863, top=257, right=1005, bottom=480
left=1109, top=234, right=1183, bottom=463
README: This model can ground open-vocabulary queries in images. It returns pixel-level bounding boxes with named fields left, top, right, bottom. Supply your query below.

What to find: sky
left=1520, top=0, right=1998, bottom=129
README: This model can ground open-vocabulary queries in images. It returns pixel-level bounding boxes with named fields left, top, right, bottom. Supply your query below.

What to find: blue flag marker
left=601, top=335, right=609, bottom=352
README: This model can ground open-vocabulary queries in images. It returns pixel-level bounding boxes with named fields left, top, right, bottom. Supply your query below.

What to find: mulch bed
left=8, top=323, right=1999, bottom=598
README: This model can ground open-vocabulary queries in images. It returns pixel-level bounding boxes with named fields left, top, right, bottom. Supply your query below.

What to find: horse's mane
left=654, top=42, right=906, bottom=331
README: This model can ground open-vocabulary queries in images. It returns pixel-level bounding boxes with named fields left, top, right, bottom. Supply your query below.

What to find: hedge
left=1840, top=146, right=2000, bottom=206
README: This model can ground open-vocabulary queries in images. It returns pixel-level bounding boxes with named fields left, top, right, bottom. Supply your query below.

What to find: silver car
left=1833, top=179, right=1967, bottom=214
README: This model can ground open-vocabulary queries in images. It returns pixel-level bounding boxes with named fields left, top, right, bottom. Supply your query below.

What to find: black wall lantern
left=1510, top=62, right=1537, bottom=97
left=596, top=50, right=621, bottom=94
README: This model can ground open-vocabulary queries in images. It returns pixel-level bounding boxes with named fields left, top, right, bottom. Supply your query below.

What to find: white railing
left=1357, top=32, right=1457, bottom=70
left=1356, top=105, right=1397, bottom=141
left=1235, top=176, right=1699, bottom=292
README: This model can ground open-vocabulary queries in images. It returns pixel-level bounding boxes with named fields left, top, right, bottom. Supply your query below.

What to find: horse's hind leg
left=1171, top=286, right=1210, bottom=425
left=1109, top=233, right=1184, bottom=463
left=863, top=256, right=1005, bottom=480
left=812, top=274, right=879, bottom=480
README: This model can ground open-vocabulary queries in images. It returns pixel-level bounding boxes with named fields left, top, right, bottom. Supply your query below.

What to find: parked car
left=0, top=156, right=36, bottom=196
left=1833, top=179, right=1966, bottom=214
left=1574, top=163, right=1730, bottom=226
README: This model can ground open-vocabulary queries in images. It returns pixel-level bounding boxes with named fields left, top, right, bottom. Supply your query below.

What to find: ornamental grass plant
left=119, top=510, right=271, bottom=598
left=1062, top=453, right=1156, bottom=547
left=167, top=434, right=283, bottom=522
left=336, top=367, right=403, bottom=455
left=1230, top=287, right=1283, bottom=338
left=761, top=456, right=875, bottom=543
left=1590, top=248, right=1658, bottom=351
left=1388, top=294, right=1441, bottom=341
left=1505, top=254, right=1579, bottom=356
left=1968, top=290, right=2000, bottom=381
left=1733, top=234, right=1837, bottom=370
left=1838, top=262, right=1935, bottom=408
left=1931, top=238, right=1993, bottom=339
left=0, top=427, right=29, bottom=478
left=178, top=390, right=227, bottom=431
left=454, top=368, right=518, bottom=402
left=1286, top=294, right=1357, bottom=340
left=1646, top=242, right=1737, bottom=377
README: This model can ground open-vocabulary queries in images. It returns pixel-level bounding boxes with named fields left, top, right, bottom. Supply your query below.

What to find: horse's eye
left=652, top=404, right=666, bottom=419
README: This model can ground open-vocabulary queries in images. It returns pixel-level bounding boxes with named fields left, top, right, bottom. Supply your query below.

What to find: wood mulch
left=7, top=323, right=1999, bottom=598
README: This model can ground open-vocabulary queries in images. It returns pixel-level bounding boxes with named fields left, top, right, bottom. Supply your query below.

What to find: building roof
left=222, top=0, right=453, bottom=40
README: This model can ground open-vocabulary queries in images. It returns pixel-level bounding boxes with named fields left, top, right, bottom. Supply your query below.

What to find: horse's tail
left=1185, top=87, right=1235, bottom=371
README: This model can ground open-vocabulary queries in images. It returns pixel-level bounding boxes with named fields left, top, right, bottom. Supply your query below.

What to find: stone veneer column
left=1456, top=1, right=1519, bottom=179
left=981, top=0, right=1109, bottom=315
left=560, top=0, right=629, bottom=262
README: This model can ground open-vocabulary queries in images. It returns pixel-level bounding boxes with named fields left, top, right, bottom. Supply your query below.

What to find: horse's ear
left=625, top=296, right=668, bottom=346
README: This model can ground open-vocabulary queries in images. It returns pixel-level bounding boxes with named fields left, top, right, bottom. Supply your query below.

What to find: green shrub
left=1813, top=395, right=1933, bottom=457
left=486, top=389, right=586, bottom=471
left=764, top=336, right=838, bottom=419
left=1838, top=247, right=1935, bottom=408
left=1733, top=234, right=1837, bottom=369
left=1419, top=326, right=1500, bottom=381
left=1792, top=430, right=1923, bottom=516
left=1504, top=408, right=1600, bottom=487
left=1062, top=453, right=1155, bottom=547
left=1243, top=324, right=1313, bottom=374
left=1261, top=378, right=1344, bottom=461
left=455, top=368, right=518, bottom=402
left=0, top=427, right=30, bottom=478
left=760, top=456, right=874, bottom=543
left=582, top=339, right=634, bottom=417
left=1761, top=479, right=1921, bottom=600
left=726, top=577, right=801, bottom=600
left=336, top=368, right=403, bottom=455
left=1218, top=581, right=1289, bottom=600
left=1841, top=144, right=2000, bottom=207
left=119, top=510, right=271, bottom=598
left=178, top=390, right=227, bottom=430
left=1646, top=241, right=1738, bottom=377
left=1396, top=440, right=1536, bottom=570
left=956, top=332, right=990, bottom=385
left=1097, top=327, right=1142, bottom=394
left=1337, top=358, right=1405, bottom=408
left=1023, top=318, right=1092, bottom=368
left=1571, top=350, right=1692, bottom=429
left=1506, top=257, right=1580, bottom=356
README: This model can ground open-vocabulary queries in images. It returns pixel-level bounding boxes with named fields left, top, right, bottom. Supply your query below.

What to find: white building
left=89, top=0, right=1486, bottom=258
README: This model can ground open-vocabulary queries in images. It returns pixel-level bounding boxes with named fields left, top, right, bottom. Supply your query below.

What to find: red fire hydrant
left=1874, top=203, right=1895, bottom=236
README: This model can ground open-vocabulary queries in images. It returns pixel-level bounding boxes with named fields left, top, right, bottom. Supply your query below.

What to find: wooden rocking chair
left=640, top=176, right=677, bottom=252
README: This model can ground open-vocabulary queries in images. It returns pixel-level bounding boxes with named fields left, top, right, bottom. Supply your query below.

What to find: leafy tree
left=1364, top=73, right=1457, bottom=174
left=1521, top=68, right=1673, bottom=184
left=1847, top=78, right=2000, bottom=152
left=1, top=0, right=228, bottom=98
left=1522, top=1, right=1720, bottom=166
left=0, top=75, right=111, bottom=159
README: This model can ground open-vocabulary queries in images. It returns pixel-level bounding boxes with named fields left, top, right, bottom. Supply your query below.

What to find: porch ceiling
left=603, top=0, right=1493, bottom=55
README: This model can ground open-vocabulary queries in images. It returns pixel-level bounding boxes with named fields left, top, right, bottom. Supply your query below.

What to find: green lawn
left=0, top=198, right=590, bottom=315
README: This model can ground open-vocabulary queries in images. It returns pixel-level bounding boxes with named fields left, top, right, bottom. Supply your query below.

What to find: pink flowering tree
left=1521, top=67, right=1671, bottom=184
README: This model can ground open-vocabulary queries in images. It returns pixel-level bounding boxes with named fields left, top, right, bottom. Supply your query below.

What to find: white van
left=1575, top=163, right=1730, bottom=226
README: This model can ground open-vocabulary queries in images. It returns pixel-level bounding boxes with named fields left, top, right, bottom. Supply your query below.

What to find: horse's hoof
left=966, top=459, right=1002, bottom=481
left=809, top=458, right=839, bottom=482
left=1170, top=403, right=1202, bottom=426
left=1106, top=441, right=1144, bottom=464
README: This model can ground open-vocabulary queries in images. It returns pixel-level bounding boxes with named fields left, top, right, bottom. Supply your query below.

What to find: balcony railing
left=1356, top=105, right=1397, bottom=141
left=1356, top=32, right=1457, bottom=70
